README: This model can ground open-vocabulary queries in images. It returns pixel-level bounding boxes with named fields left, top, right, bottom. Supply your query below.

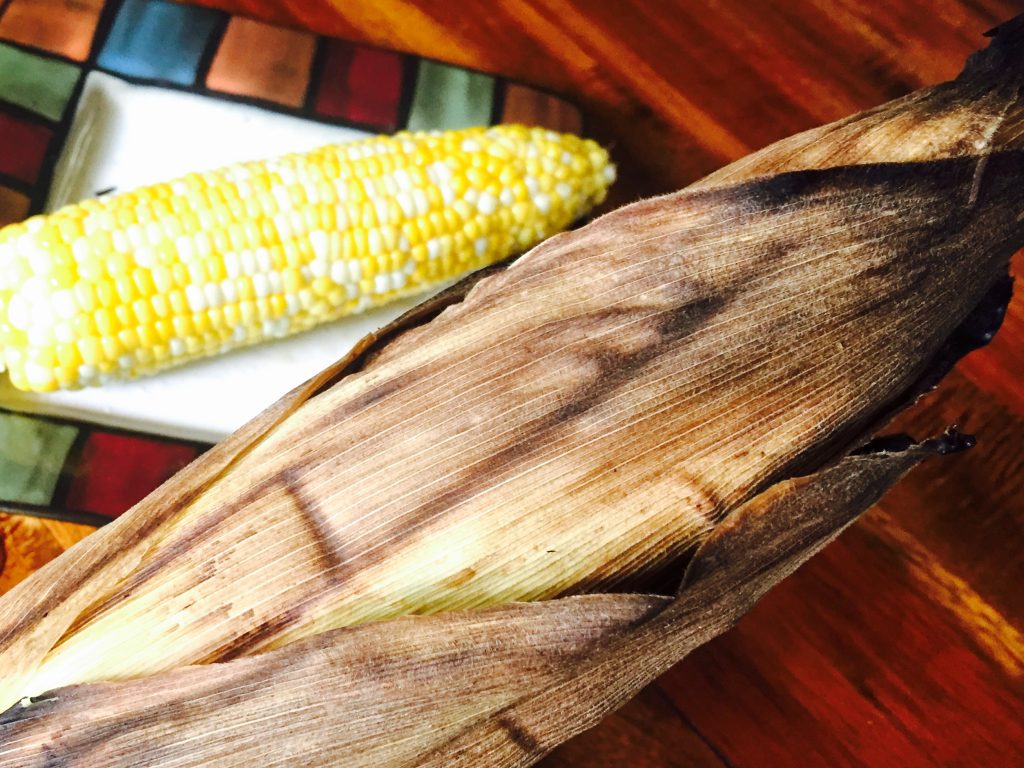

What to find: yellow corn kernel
left=78, top=337, right=102, bottom=366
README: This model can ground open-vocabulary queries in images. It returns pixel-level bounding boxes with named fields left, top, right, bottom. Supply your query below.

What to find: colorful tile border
left=0, top=411, right=78, bottom=507
left=0, top=0, right=588, bottom=526
left=406, top=60, right=497, bottom=131
left=98, top=0, right=226, bottom=86
left=0, top=42, right=81, bottom=121
left=501, top=83, right=584, bottom=135
left=0, top=111, right=53, bottom=184
left=0, top=408, right=209, bottom=526
left=314, top=39, right=406, bottom=130
left=63, top=429, right=203, bottom=518
left=206, top=17, right=317, bottom=108
left=0, top=185, right=30, bottom=227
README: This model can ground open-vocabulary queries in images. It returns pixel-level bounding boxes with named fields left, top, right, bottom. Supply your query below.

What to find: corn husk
left=0, top=445, right=934, bottom=767
left=1, top=17, right=1022, bottom=767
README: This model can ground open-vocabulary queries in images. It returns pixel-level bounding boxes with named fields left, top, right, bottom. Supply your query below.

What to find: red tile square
left=63, top=430, right=200, bottom=518
left=0, top=112, right=52, bottom=184
left=315, top=39, right=404, bottom=129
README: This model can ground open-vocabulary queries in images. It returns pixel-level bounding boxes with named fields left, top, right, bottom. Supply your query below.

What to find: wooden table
left=2, top=1, right=1022, bottom=764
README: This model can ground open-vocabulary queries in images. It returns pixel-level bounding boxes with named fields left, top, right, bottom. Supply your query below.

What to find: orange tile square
left=0, top=0, right=104, bottom=62
left=501, top=84, right=583, bottom=135
left=0, top=186, right=30, bottom=228
left=206, top=18, right=317, bottom=108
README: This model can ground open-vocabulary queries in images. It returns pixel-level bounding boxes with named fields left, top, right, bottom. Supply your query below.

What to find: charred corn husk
left=0, top=447, right=942, bottom=768
left=0, top=19, right=1021, bottom=723
left=0, top=125, right=614, bottom=391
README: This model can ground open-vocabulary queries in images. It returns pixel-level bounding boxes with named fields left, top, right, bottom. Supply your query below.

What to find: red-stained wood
left=657, top=510, right=1024, bottom=767
left=540, top=683, right=728, bottom=767
left=2, top=1, right=1022, bottom=765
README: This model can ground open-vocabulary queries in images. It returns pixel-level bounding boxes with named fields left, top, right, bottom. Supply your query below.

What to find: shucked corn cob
left=0, top=125, right=614, bottom=391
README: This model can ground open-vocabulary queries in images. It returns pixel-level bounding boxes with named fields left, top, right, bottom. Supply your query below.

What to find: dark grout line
left=302, top=34, right=329, bottom=115
left=193, top=9, right=231, bottom=89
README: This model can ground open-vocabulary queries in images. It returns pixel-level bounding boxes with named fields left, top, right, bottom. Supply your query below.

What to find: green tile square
left=406, top=60, right=494, bottom=131
left=0, top=412, right=79, bottom=505
left=0, top=43, right=81, bottom=121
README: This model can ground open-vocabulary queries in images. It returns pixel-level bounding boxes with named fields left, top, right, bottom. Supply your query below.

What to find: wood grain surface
left=2, top=1, right=1022, bottom=765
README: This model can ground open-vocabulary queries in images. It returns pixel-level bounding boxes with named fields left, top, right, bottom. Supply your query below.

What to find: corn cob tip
left=0, top=125, right=615, bottom=392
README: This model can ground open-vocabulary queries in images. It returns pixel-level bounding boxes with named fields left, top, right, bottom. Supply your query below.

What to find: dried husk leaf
left=411, top=445, right=937, bottom=768
left=0, top=444, right=931, bottom=767
left=0, top=16, right=1022, bottom=752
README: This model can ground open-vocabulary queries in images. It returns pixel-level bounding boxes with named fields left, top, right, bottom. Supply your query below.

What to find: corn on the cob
left=0, top=125, right=614, bottom=392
